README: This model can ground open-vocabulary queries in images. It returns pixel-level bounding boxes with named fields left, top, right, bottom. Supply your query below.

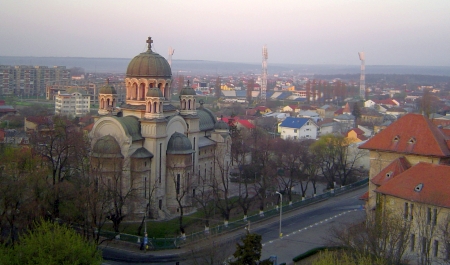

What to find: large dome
left=126, top=37, right=172, bottom=78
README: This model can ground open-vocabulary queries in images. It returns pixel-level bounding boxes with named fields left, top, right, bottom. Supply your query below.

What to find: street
left=101, top=187, right=366, bottom=265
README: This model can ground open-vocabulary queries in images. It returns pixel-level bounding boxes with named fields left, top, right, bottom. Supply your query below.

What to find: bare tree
left=167, top=161, right=194, bottom=236
left=329, top=209, right=411, bottom=265
left=211, top=147, right=236, bottom=225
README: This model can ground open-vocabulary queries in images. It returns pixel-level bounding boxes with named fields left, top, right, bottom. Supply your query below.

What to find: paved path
left=101, top=185, right=367, bottom=265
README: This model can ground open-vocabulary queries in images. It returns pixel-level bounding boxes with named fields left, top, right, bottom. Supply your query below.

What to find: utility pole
left=261, top=45, right=268, bottom=104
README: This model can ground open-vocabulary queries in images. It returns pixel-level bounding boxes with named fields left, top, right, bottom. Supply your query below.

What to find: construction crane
left=168, top=47, right=174, bottom=67
left=261, top=45, right=268, bottom=104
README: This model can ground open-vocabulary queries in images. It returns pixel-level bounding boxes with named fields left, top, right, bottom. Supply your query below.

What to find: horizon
left=1, top=1, right=450, bottom=66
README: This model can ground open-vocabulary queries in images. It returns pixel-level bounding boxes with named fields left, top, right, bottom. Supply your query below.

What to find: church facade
left=89, top=37, right=231, bottom=220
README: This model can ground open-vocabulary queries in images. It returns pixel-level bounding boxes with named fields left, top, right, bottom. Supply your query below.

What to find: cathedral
left=89, top=37, right=231, bottom=220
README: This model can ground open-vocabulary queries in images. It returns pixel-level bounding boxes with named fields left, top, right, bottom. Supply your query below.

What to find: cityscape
left=1, top=1, right=450, bottom=265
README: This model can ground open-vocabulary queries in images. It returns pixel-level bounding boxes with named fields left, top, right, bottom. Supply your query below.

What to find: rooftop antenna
left=168, top=47, right=174, bottom=67
left=358, top=52, right=365, bottom=100
left=261, top=45, right=268, bottom=104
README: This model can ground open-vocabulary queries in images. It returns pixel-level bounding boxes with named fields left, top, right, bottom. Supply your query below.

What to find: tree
left=167, top=161, right=194, bottom=236
left=215, top=76, right=221, bottom=99
left=0, top=146, right=49, bottom=245
left=329, top=210, right=412, bottom=265
left=229, top=233, right=266, bottom=265
left=0, top=219, right=102, bottom=265
left=351, top=102, right=361, bottom=124
left=311, top=134, right=363, bottom=188
left=212, top=147, right=236, bottom=225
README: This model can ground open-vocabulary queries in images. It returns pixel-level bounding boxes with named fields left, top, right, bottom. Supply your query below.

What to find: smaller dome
left=167, top=132, right=194, bottom=155
left=180, top=81, right=196, bottom=96
left=214, top=119, right=229, bottom=130
left=92, top=135, right=122, bottom=158
left=146, top=87, right=163, bottom=98
left=131, top=147, right=154, bottom=158
left=99, top=79, right=117, bottom=94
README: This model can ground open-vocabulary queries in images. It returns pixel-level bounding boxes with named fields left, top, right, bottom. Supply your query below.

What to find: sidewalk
left=100, top=184, right=368, bottom=263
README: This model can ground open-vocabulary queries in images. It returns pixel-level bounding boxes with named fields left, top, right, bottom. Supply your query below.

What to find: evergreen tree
left=351, top=102, right=361, bottom=124
left=230, top=233, right=268, bottom=265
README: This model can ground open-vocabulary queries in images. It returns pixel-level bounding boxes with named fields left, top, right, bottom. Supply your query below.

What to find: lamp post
left=275, top=191, right=282, bottom=238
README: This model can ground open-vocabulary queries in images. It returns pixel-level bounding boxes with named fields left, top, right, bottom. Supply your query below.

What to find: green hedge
left=292, top=246, right=344, bottom=262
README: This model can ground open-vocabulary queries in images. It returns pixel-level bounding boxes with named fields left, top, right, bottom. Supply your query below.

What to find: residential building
left=0, top=65, right=70, bottom=96
left=359, top=113, right=450, bottom=263
left=55, top=90, right=90, bottom=117
left=333, top=114, right=355, bottom=133
left=279, top=117, right=318, bottom=140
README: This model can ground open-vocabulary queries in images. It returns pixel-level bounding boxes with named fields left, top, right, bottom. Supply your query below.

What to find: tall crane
left=168, top=47, right=175, bottom=67
left=358, top=52, right=365, bottom=100
left=261, top=45, right=268, bottom=104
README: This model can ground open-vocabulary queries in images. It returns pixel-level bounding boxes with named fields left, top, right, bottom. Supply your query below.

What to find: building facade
left=89, top=37, right=231, bottom=221
left=55, top=90, right=90, bottom=117
left=279, top=117, right=318, bottom=140
left=0, top=65, right=70, bottom=97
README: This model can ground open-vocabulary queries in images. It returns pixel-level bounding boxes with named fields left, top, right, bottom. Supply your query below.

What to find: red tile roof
left=238, top=119, right=255, bottom=129
left=359, top=191, right=369, bottom=201
left=375, top=163, right=450, bottom=208
left=371, top=157, right=411, bottom=186
left=26, top=116, right=52, bottom=125
left=360, top=113, right=450, bottom=157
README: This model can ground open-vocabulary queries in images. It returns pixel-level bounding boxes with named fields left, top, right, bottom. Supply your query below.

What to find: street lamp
left=275, top=191, right=282, bottom=238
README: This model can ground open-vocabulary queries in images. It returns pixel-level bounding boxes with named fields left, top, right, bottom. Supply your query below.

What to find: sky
left=1, top=0, right=450, bottom=66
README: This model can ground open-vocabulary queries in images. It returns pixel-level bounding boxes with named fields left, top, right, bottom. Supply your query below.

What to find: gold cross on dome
left=146, top=37, right=153, bottom=50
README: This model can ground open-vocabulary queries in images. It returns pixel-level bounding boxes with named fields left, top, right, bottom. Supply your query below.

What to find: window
left=433, top=208, right=437, bottom=226
left=193, top=189, right=196, bottom=197
left=427, top=207, right=432, bottom=224
left=404, top=202, right=409, bottom=220
left=294, top=129, right=297, bottom=133
left=159, top=199, right=162, bottom=210
left=410, top=234, right=415, bottom=252
left=422, top=237, right=428, bottom=254
left=434, top=240, right=439, bottom=257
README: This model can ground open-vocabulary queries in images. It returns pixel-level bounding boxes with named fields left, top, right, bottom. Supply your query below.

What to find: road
left=101, top=187, right=366, bottom=265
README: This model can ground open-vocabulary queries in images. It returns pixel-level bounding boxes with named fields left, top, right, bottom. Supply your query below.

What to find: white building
left=279, top=117, right=318, bottom=140
left=55, top=90, right=90, bottom=117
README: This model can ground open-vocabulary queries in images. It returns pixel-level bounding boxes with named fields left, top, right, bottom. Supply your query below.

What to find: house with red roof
left=221, top=117, right=255, bottom=130
left=359, top=113, right=450, bottom=262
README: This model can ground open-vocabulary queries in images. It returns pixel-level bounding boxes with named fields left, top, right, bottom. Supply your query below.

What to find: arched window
left=133, top=83, right=138, bottom=99
left=146, top=102, right=151, bottom=112
left=153, top=101, right=157, bottom=113
left=100, top=98, right=104, bottom=109
left=164, top=83, right=170, bottom=100
left=139, top=83, right=145, bottom=100
left=106, top=98, right=110, bottom=108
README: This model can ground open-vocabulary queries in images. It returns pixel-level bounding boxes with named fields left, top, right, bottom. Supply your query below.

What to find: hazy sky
left=2, top=0, right=450, bottom=66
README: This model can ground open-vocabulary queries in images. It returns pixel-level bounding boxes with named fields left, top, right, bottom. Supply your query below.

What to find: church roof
left=197, top=108, right=216, bottom=131
left=146, top=87, right=163, bottom=97
left=99, top=79, right=117, bottom=94
left=92, top=135, right=123, bottom=158
left=112, top=116, right=143, bottom=141
left=167, top=132, right=194, bottom=155
left=198, top=136, right=216, bottom=148
left=131, top=147, right=154, bottom=158
left=126, top=37, right=172, bottom=78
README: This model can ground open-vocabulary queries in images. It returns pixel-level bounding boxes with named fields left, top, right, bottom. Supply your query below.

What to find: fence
left=100, top=178, right=368, bottom=250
